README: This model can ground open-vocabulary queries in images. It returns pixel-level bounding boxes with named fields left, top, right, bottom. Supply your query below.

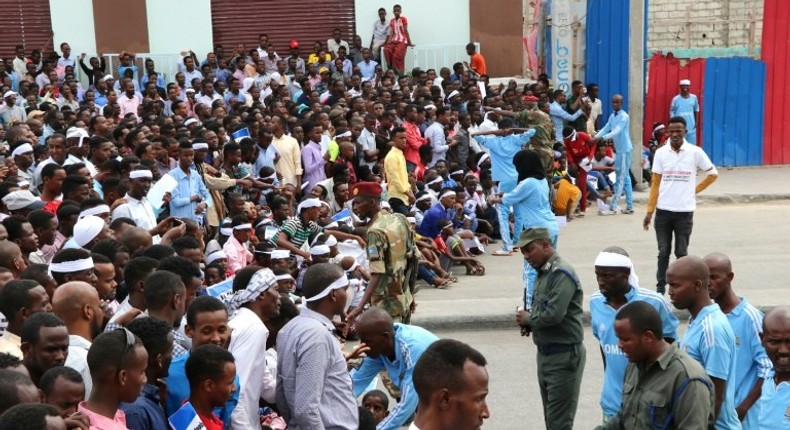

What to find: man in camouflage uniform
left=347, top=181, right=418, bottom=325
left=487, top=98, right=556, bottom=174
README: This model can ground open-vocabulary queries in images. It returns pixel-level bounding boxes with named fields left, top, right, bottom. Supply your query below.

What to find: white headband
left=345, top=260, right=359, bottom=272
left=79, top=205, right=110, bottom=219
left=335, top=131, right=352, bottom=138
left=220, top=227, right=232, bottom=236
left=566, top=130, right=577, bottom=141
left=426, top=177, right=443, bottom=186
left=66, top=128, right=89, bottom=147
left=275, top=274, right=293, bottom=281
left=310, top=244, right=331, bottom=256
left=653, top=124, right=665, bottom=133
left=233, top=223, right=252, bottom=230
left=205, top=250, right=227, bottom=265
left=257, top=172, right=277, bottom=181
left=450, top=169, right=464, bottom=176
left=17, top=180, right=29, bottom=188
left=270, top=249, right=291, bottom=259
left=11, top=143, right=33, bottom=157
left=193, top=142, right=209, bottom=150
left=255, top=218, right=273, bottom=228
left=476, top=153, right=490, bottom=167
left=324, top=234, right=338, bottom=247
left=440, top=191, right=456, bottom=200
left=129, top=170, right=153, bottom=179
left=594, top=251, right=640, bottom=288
left=50, top=257, right=94, bottom=273
left=406, top=216, right=416, bottom=223
left=297, top=198, right=322, bottom=212
left=416, top=193, right=432, bottom=202
left=303, top=273, right=349, bottom=302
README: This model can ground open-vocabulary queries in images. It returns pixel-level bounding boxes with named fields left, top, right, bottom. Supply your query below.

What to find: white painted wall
left=146, top=0, right=213, bottom=57
left=50, top=0, right=97, bottom=56
left=354, top=0, right=470, bottom=72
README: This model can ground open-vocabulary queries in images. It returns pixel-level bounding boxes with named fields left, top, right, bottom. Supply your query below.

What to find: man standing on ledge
left=670, top=79, right=700, bottom=143
left=643, top=116, right=717, bottom=294
left=515, top=227, right=585, bottom=430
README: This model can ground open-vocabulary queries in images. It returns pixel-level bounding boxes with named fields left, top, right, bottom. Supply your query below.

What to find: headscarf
left=224, top=268, right=277, bottom=312
left=513, top=149, right=546, bottom=182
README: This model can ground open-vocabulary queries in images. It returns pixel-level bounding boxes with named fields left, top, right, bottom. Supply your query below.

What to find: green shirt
left=528, top=253, right=584, bottom=346
left=597, top=343, right=715, bottom=430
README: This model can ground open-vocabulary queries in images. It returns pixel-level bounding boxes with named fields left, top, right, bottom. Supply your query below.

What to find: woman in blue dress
left=491, top=149, right=559, bottom=310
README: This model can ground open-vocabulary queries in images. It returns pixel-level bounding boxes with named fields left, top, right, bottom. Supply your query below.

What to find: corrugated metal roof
left=644, top=52, right=705, bottom=145
left=702, top=57, right=765, bottom=167
left=584, top=0, right=630, bottom=119
left=211, top=0, right=356, bottom=59
left=0, top=0, right=52, bottom=59
left=761, top=0, right=790, bottom=165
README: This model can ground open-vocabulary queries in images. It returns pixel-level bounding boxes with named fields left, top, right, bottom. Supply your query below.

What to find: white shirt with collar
left=111, top=193, right=158, bottom=232
left=65, top=334, right=92, bottom=399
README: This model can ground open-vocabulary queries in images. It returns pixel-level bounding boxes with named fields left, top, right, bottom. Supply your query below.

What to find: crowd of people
left=0, top=3, right=786, bottom=430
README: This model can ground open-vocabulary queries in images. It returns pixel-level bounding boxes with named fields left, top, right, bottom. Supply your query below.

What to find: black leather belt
left=537, top=343, right=577, bottom=355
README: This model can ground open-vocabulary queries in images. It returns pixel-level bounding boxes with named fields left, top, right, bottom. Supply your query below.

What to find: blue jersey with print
left=681, top=303, right=743, bottom=430
left=725, top=298, right=773, bottom=429
left=756, top=375, right=790, bottom=430
left=590, top=286, right=679, bottom=417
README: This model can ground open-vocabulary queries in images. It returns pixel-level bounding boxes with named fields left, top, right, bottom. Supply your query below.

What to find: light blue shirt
left=223, top=90, right=247, bottom=105
left=725, top=298, right=773, bottom=429
left=590, top=286, right=679, bottom=417
left=253, top=143, right=279, bottom=179
left=549, top=101, right=583, bottom=142
left=168, top=167, right=213, bottom=222
left=351, top=324, right=438, bottom=430
left=475, top=130, right=535, bottom=193
left=501, top=177, right=558, bottom=239
left=670, top=94, right=699, bottom=131
left=755, top=375, right=790, bottom=430
left=357, top=60, right=378, bottom=81
left=165, top=352, right=240, bottom=429
left=681, top=303, right=743, bottom=430
left=595, top=109, right=633, bottom=154
left=140, top=73, right=166, bottom=89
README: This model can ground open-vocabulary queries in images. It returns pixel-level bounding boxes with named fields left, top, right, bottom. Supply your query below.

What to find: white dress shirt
left=65, top=334, right=92, bottom=399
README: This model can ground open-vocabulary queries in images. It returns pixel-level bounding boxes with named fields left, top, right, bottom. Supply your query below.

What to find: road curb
left=415, top=306, right=781, bottom=332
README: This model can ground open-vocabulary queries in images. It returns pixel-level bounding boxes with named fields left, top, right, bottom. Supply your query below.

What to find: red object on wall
left=762, top=0, right=790, bottom=164
left=644, top=52, right=706, bottom=147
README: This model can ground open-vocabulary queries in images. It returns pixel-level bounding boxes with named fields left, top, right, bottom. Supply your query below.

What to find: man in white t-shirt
left=643, top=116, right=717, bottom=294
left=584, top=83, right=603, bottom=134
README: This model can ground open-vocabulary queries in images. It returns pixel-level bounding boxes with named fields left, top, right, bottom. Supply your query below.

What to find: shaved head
left=764, top=306, right=790, bottom=332
left=669, top=256, right=710, bottom=285
left=0, top=241, right=22, bottom=271
left=119, top=227, right=152, bottom=254
left=52, top=281, right=100, bottom=324
left=703, top=252, right=732, bottom=272
left=612, top=94, right=623, bottom=102
left=357, top=307, right=394, bottom=334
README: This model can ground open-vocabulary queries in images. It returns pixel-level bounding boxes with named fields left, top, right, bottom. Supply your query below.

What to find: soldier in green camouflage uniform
left=347, top=182, right=418, bottom=325
left=487, top=101, right=556, bottom=174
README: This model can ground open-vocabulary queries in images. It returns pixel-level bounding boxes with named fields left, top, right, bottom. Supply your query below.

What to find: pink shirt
left=118, top=93, right=140, bottom=119
left=222, top=235, right=252, bottom=275
left=77, top=402, right=128, bottom=430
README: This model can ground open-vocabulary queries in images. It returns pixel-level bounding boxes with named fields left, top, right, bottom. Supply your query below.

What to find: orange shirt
left=470, top=53, right=487, bottom=76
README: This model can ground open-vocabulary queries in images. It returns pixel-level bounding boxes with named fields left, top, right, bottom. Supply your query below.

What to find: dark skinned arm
left=736, top=378, right=763, bottom=421
left=710, top=376, right=726, bottom=421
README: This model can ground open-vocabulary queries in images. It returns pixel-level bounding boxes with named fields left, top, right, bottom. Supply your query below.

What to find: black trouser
left=388, top=197, right=410, bottom=215
left=654, top=209, right=694, bottom=292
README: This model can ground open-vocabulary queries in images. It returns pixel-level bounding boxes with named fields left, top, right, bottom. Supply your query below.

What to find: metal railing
left=409, top=43, right=479, bottom=73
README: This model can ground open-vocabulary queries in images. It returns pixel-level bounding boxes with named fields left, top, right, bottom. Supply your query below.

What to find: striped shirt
left=681, top=303, right=742, bottom=430
left=388, top=16, right=409, bottom=44
left=276, top=307, right=358, bottom=429
left=271, top=216, right=323, bottom=248
left=723, top=298, right=773, bottom=429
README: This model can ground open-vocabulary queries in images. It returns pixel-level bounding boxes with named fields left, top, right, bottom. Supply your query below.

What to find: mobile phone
left=172, top=218, right=184, bottom=227
left=0, top=155, right=5, bottom=164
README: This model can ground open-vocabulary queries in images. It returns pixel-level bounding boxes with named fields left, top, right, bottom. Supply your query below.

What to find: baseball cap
left=289, top=40, right=299, bottom=49
left=319, top=67, right=330, bottom=75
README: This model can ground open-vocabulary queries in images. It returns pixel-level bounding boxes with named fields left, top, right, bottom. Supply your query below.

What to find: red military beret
left=351, top=181, right=383, bottom=198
